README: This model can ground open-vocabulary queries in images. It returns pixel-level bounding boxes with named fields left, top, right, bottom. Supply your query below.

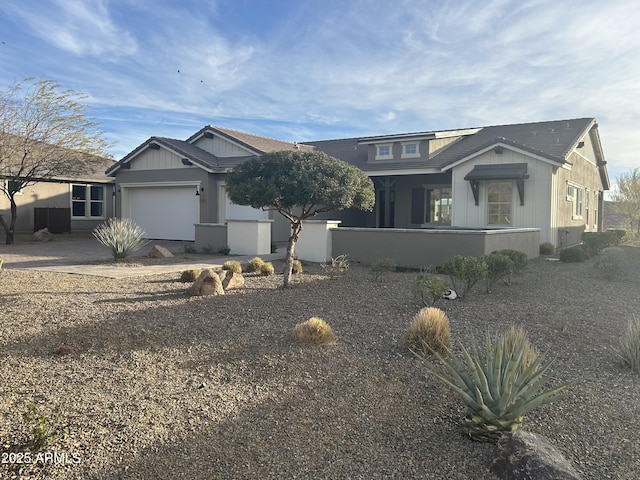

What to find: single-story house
left=1, top=158, right=116, bottom=235
left=106, top=118, right=609, bottom=248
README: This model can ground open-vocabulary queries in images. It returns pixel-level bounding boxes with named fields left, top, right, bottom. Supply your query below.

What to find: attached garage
left=122, top=183, right=200, bottom=241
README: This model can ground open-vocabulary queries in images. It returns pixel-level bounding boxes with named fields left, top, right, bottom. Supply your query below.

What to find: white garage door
left=127, top=186, right=199, bottom=240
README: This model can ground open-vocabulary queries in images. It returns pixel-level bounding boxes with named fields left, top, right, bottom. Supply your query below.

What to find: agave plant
left=415, top=330, right=574, bottom=443
left=92, top=218, right=150, bottom=260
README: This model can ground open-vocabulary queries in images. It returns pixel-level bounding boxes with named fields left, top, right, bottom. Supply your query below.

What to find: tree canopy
left=612, top=168, right=640, bottom=232
left=226, top=150, right=375, bottom=287
left=0, top=78, right=111, bottom=243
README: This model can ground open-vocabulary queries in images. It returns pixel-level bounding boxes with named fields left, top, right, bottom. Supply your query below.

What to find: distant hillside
left=604, top=201, right=627, bottom=229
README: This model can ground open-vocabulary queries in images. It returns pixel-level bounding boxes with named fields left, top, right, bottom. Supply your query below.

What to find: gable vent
left=149, top=143, right=160, bottom=150
left=203, top=131, right=214, bottom=139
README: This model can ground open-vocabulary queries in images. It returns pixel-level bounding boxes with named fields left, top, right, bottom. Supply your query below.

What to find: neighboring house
left=0, top=158, right=116, bottom=234
left=107, top=118, right=610, bottom=247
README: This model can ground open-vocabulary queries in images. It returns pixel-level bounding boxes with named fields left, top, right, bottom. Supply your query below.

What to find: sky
left=1, top=0, right=639, bottom=190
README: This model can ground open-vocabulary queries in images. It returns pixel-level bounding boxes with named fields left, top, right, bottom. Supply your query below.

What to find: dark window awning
left=464, top=163, right=529, bottom=206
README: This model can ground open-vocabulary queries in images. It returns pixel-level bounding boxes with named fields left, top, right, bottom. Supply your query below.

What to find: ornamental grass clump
left=246, top=257, right=264, bottom=273
left=371, top=258, right=397, bottom=282
left=291, top=259, right=303, bottom=274
left=222, top=260, right=242, bottom=274
left=261, top=262, right=275, bottom=276
left=92, top=218, right=150, bottom=260
left=403, top=307, right=451, bottom=356
left=617, top=316, right=640, bottom=372
left=180, top=269, right=202, bottom=283
left=415, top=329, right=573, bottom=443
left=292, top=317, right=336, bottom=345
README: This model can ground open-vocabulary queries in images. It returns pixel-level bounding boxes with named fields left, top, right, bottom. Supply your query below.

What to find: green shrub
left=403, top=307, right=451, bottom=356
left=261, top=262, right=275, bottom=276
left=23, top=403, right=66, bottom=449
left=291, top=259, right=303, bottom=274
left=183, top=244, right=197, bottom=254
left=617, top=317, right=640, bottom=372
left=495, top=249, right=528, bottom=274
left=484, top=252, right=514, bottom=293
left=246, top=257, right=265, bottom=273
left=200, top=245, right=214, bottom=255
left=443, top=255, right=488, bottom=298
left=559, top=246, right=589, bottom=263
left=608, top=229, right=627, bottom=244
left=92, top=218, right=150, bottom=260
left=321, top=254, right=349, bottom=279
left=582, top=232, right=618, bottom=256
left=0, top=258, right=3, bottom=271
left=292, top=317, right=336, bottom=345
left=222, top=260, right=242, bottom=274
left=412, top=273, right=450, bottom=306
left=539, top=242, right=555, bottom=255
left=180, top=269, right=202, bottom=283
left=593, top=248, right=624, bottom=280
left=415, top=330, right=573, bottom=443
left=217, top=245, right=231, bottom=255
left=371, top=258, right=396, bottom=281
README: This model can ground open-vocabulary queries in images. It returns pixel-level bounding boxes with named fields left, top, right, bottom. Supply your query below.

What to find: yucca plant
left=415, top=330, right=573, bottom=443
left=92, top=218, right=150, bottom=260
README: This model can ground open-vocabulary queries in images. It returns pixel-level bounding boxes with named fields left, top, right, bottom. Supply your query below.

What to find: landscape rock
left=55, top=344, right=73, bottom=355
left=33, top=228, right=54, bottom=241
left=148, top=245, right=174, bottom=258
left=489, top=430, right=582, bottom=480
left=219, top=270, right=245, bottom=290
left=189, top=269, right=224, bottom=296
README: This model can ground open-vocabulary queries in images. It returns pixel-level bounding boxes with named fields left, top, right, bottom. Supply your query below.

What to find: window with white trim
left=566, top=183, right=584, bottom=219
left=487, top=181, right=513, bottom=225
left=585, top=189, right=590, bottom=226
left=375, top=144, right=392, bottom=160
left=71, top=184, right=105, bottom=218
left=3, top=180, right=24, bottom=196
left=401, top=142, right=419, bottom=158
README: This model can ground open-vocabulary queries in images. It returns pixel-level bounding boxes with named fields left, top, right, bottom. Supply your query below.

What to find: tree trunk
left=0, top=195, right=17, bottom=244
left=282, top=221, right=302, bottom=288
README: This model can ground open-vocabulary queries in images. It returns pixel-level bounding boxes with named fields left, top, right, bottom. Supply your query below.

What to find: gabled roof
left=108, top=125, right=313, bottom=175
left=306, top=117, right=599, bottom=174
left=188, top=125, right=313, bottom=154
left=431, top=117, right=596, bottom=170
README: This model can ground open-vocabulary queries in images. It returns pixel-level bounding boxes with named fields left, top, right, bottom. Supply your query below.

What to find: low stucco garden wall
left=330, top=227, right=540, bottom=268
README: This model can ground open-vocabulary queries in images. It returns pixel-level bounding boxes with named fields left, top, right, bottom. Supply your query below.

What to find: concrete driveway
left=0, top=235, right=284, bottom=278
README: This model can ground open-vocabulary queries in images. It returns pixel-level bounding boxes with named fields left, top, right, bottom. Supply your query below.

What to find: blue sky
left=1, top=0, right=639, bottom=188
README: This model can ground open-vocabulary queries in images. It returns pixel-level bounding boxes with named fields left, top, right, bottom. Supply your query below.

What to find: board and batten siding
left=128, top=147, right=192, bottom=171
left=192, top=136, right=253, bottom=157
left=451, top=149, right=554, bottom=243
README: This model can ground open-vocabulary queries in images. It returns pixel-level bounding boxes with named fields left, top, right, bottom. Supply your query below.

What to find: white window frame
left=3, top=180, right=24, bottom=196
left=487, top=181, right=513, bottom=226
left=71, top=184, right=106, bottom=219
left=375, top=144, right=393, bottom=160
left=566, top=182, right=584, bottom=220
left=401, top=142, right=420, bottom=159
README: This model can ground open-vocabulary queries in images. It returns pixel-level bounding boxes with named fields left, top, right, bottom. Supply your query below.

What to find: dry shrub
left=618, top=316, right=640, bottom=372
left=261, top=262, right=275, bottom=276
left=291, top=259, right=303, bottom=274
left=504, top=325, right=540, bottom=372
left=246, top=257, right=264, bottom=273
left=222, top=260, right=242, bottom=273
left=403, top=307, right=451, bottom=356
left=292, top=317, right=336, bottom=345
left=180, top=269, right=202, bottom=283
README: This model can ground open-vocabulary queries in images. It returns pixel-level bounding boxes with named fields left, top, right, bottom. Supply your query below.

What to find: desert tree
left=612, top=168, right=640, bottom=233
left=0, top=78, right=111, bottom=244
left=226, top=150, right=375, bottom=288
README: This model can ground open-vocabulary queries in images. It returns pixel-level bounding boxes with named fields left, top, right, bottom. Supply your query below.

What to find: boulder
left=33, top=228, right=54, bottom=241
left=148, top=245, right=174, bottom=258
left=489, top=430, right=582, bottom=480
left=219, top=270, right=245, bottom=290
left=189, top=269, right=224, bottom=296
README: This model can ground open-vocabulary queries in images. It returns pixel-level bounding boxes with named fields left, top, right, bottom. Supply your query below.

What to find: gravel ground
left=1, top=248, right=639, bottom=479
